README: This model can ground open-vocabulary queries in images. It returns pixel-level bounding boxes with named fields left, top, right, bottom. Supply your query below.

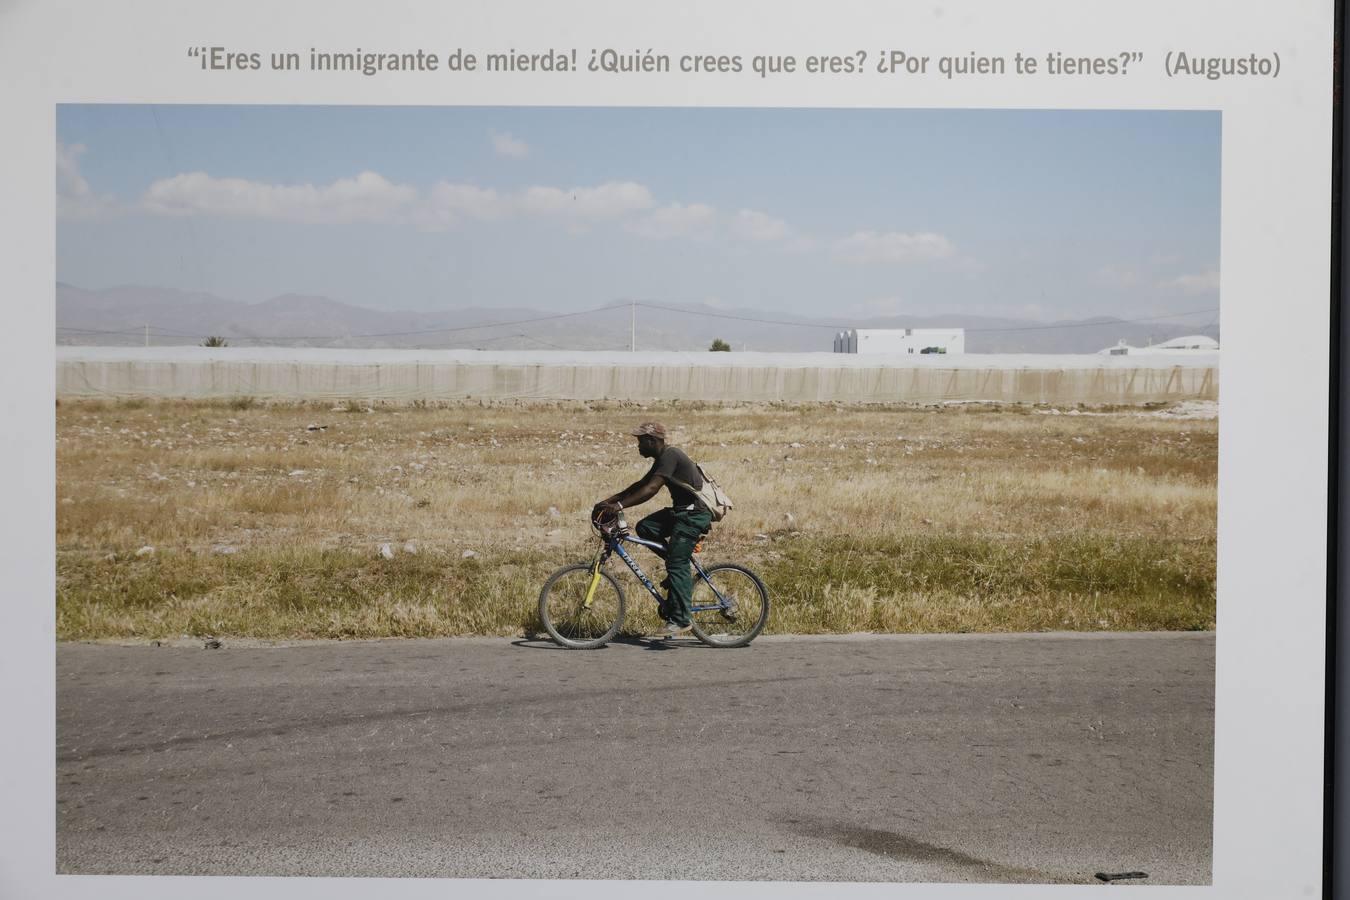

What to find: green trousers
left=635, top=506, right=713, bottom=627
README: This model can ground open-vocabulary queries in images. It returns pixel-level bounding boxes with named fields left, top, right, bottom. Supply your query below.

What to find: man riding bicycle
left=592, top=422, right=713, bottom=639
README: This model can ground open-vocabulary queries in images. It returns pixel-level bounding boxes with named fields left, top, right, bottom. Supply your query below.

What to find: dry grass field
left=55, top=398, right=1217, bottom=641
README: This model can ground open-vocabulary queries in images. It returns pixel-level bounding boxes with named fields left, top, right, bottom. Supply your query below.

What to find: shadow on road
left=788, top=817, right=1073, bottom=884
left=510, top=636, right=721, bottom=652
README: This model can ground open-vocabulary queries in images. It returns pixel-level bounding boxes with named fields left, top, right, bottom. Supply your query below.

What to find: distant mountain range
left=56, top=283, right=1219, bottom=354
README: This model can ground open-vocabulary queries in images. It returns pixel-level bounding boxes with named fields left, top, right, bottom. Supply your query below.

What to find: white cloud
left=1100, top=261, right=1219, bottom=295
left=491, top=132, right=530, bottom=159
left=1163, top=269, right=1220, bottom=294
left=425, top=182, right=511, bottom=225
left=138, top=171, right=661, bottom=230
left=518, top=181, right=654, bottom=219
left=142, top=170, right=419, bottom=225
left=57, top=141, right=116, bottom=220
left=134, top=170, right=841, bottom=250
left=731, top=208, right=791, bottom=242
left=627, top=202, right=716, bottom=239
left=833, top=230, right=957, bottom=264
left=1096, top=264, right=1142, bottom=289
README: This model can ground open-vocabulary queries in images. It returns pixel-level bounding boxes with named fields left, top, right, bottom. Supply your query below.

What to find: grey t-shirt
left=647, top=446, right=703, bottom=507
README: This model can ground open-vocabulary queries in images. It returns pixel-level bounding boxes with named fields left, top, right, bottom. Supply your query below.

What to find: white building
left=1098, top=334, right=1219, bottom=356
left=834, top=328, right=965, bottom=355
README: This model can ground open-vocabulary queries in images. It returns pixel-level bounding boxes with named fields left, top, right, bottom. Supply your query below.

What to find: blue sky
left=56, top=105, right=1220, bottom=321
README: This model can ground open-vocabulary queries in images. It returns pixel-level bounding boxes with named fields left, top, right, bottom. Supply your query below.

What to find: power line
left=56, top=302, right=1220, bottom=345
left=634, top=301, right=847, bottom=330
left=1196, top=308, right=1221, bottom=339
left=514, top=332, right=570, bottom=350
left=142, top=326, right=209, bottom=338
left=966, top=307, right=1219, bottom=333
left=58, top=324, right=220, bottom=338
left=463, top=334, right=518, bottom=349
left=632, top=301, right=1219, bottom=334
left=57, top=305, right=624, bottom=343
left=316, top=304, right=622, bottom=340
left=57, top=326, right=154, bottom=337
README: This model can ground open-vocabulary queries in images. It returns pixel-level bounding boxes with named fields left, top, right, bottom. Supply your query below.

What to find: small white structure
left=1098, top=334, right=1218, bottom=356
left=834, top=328, right=965, bottom=355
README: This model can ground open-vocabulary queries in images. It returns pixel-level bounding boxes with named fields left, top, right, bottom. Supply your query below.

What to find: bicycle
left=537, top=511, right=770, bottom=649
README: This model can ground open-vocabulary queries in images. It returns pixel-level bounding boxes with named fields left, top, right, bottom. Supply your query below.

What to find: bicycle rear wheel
left=689, top=563, right=770, bottom=648
left=538, top=563, right=626, bottom=649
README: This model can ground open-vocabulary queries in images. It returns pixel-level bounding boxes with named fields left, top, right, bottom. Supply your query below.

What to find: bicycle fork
left=582, top=547, right=611, bottom=609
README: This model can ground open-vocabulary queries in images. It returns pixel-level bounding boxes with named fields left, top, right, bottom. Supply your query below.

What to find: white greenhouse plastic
left=56, top=346, right=1219, bottom=404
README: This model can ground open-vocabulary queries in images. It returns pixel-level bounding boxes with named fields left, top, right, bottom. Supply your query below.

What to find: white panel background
left=0, top=1, right=1333, bottom=898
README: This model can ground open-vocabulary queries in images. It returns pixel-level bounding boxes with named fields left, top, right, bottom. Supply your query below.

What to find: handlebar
left=591, top=508, right=629, bottom=538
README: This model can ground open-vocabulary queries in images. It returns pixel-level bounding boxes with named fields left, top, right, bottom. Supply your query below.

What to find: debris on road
left=1094, top=871, right=1148, bottom=883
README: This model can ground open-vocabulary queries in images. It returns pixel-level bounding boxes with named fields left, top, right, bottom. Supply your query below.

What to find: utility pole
left=144, top=324, right=150, bottom=347
left=630, top=300, right=636, bottom=352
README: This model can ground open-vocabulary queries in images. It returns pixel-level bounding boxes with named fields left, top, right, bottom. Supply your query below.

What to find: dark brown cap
left=629, top=422, right=668, bottom=440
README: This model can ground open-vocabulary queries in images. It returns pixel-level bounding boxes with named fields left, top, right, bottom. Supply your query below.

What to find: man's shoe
left=656, top=621, right=692, bottom=639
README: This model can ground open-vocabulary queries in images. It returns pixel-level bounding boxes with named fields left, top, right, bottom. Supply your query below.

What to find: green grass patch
left=56, top=532, right=1214, bottom=640
left=764, top=533, right=1213, bottom=633
left=57, top=547, right=559, bottom=641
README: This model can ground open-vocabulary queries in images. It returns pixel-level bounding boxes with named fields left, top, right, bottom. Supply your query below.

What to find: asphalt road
left=56, top=632, right=1214, bottom=884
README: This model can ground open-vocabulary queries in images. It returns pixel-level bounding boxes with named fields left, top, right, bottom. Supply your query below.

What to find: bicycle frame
left=581, top=529, right=731, bottom=614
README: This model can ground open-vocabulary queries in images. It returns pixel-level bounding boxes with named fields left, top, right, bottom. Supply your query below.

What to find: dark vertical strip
left=1329, top=2, right=1344, bottom=897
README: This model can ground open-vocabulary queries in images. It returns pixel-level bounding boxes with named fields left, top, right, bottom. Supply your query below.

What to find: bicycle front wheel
left=689, top=563, right=770, bottom=648
left=538, top=563, right=626, bottom=649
